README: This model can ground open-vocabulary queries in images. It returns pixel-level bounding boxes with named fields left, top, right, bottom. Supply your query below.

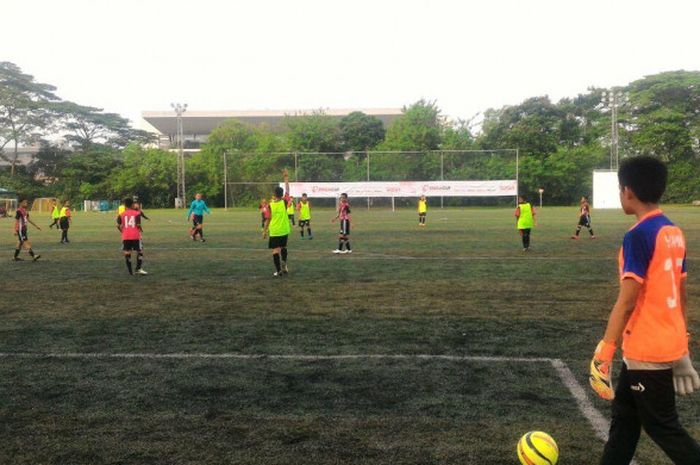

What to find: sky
left=2, top=0, right=699, bottom=130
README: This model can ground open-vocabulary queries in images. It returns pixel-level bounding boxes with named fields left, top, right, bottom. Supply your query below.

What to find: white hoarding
left=593, top=170, right=621, bottom=209
left=281, top=180, right=518, bottom=198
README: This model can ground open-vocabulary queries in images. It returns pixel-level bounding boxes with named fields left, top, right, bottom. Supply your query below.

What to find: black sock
left=575, top=227, right=581, bottom=236
left=136, top=254, right=143, bottom=270
left=273, top=253, right=281, bottom=272
left=199, top=230, right=204, bottom=238
left=14, top=248, right=20, bottom=258
left=28, top=249, right=35, bottom=257
left=345, top=240, right=351, bottom=251
left=281, top=248, right=288, bottom=263
left=125, top=256, right=133, bottom=274
left=307, top=228, right=312, bottom=236
left=338, top=240, right=344, bottom=251
left=589, top=228, right=595, bottom=236
left=300, top=229, right=304, bottom=237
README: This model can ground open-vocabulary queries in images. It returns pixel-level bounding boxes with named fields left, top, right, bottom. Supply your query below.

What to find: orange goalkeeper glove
left=590, top=340, right=616, bottom=400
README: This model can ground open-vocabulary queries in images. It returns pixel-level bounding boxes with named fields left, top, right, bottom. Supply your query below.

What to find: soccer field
left=2, top=206, right=700, bottom=464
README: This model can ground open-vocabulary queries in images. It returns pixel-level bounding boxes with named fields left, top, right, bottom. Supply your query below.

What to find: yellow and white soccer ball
left=517, top=431, right=559, bottom=465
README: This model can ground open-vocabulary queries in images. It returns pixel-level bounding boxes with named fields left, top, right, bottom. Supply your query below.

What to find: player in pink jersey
left=12, top=199, right=41, bottom=262
left=331, top=193, right=352, bottom=254
left=116, top=197, right=147, bottom=275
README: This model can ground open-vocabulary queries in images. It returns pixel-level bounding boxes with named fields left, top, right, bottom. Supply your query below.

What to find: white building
left=141, top=108, right=402, bottom=151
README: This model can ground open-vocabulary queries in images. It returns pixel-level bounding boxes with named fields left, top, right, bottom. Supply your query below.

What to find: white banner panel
left=593, top=170, right=621, bottom=209
left=282, top=180, right=518, bottom=198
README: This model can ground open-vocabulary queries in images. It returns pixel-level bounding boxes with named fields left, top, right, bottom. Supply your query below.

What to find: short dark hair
left=518, top=194, right=527, bottom=201
left=302, top=193, right=307, bottom=197
left=274, top=186, right=284, bottom=198
left=618, top=156, right=667, bottom=203
left=124, top=198, right=134, bottom=208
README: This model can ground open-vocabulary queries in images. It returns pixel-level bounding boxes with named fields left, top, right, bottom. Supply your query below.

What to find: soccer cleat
left=344, top=250, right=352, bottom=254
left=571, top=235, right=579, bottom=240
left=135, top=269, right=148, bottom=275
left=273, top=271, right=281, bottom=277
left=333, top=249, right=342, bottom=254
left=12, top=257, right=24, bottom=261
left=590, top=358, right=614, bottom=400
left=32, top=255, right=41, bottom=262
left=282, top=262, right=289, bottom=274
left=200, top=238, right=206, bottom=242
left=590, top=235, right=597, bottom=240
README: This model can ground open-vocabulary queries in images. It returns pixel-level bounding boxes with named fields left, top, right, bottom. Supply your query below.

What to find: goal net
left=224, top=150, right=518, bottom=208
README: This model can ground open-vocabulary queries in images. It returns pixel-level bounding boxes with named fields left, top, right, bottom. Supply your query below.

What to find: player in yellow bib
left=49, top=199, right=60, bottom=229
left=515, top=195, right=537, bottom=251
left=297, top=193, right=313, bottom=239
left=418, top=195, right=427, bottom=226
left=286, top=197, right=296, bottom=226
left=263, top=169, right=291, bottom=277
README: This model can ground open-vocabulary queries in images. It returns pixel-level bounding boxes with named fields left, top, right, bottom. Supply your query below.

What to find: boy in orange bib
left=590, top=156, right=700, bottom=465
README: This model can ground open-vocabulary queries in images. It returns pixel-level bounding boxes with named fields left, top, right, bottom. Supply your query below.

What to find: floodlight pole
left=171, top=102, right=187, bottom=208
left=601, top=91, right=627, bottom=170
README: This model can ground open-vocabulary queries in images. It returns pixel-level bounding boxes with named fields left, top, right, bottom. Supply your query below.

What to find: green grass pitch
left=1, top=205, right=700, bottom=464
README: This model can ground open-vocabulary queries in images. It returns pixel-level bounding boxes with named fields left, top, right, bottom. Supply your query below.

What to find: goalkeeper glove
left=590, top=340, right=616, bottom=400
left=673, top=355, right=700, bottom=396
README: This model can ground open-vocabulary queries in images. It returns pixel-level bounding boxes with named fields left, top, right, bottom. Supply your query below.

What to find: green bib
left=299, top=202, right=311, bottom=220
left=517, top=202, right=534, bottom=229
left=269, top=199, right=291, bottom=237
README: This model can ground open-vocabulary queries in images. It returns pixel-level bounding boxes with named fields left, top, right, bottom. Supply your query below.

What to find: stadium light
left=600, top=90, right=627, bottom=170
left=171, top=103, right=187, bottom=208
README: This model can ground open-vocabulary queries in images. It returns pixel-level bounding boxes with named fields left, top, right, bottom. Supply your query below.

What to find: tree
left=339, top=111, right=385, bottom=151
left=109, top=145, right=177, bottom=207
left=478, top=96, right=563, bottom=158
left=381, top=99, right=444, bottom=151
left=58, top=102, right=155, bottom=151
left=284, top=111, right=344, bottom=181
left=27, top=143, right=71, bottom=182
left=0, top=62, right=61, bottom=176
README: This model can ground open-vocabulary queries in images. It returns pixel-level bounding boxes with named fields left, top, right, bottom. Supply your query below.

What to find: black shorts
left=17, top=229, right=28, bottom=242
left=59, top=218, right=70, bottom=229
left=288, top=214, right=294, bottom=219
left=299, top=219, right=310, bottom=227
left=578, top=214, right=591, bottom=227
left=193, top=215, right=204, bottom=227
left=268, top=235, right=288, bottom=249
left=340, top=219, right=350, bottom=236
left=122, top=240, right=143, bottom=252
left=419, top=212, right=426, bottom=218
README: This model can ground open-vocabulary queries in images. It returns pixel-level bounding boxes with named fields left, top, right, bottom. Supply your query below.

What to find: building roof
left=141, top=108, right=403, bottom=135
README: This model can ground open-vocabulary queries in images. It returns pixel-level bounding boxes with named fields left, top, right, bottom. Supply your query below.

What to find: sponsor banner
left=281, top=180, right=518, bottom=198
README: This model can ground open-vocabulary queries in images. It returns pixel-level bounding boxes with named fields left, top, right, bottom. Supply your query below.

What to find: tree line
left=2, top=61, right=699, bottom=207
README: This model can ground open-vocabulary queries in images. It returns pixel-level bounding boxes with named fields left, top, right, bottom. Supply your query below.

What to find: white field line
left=550, top=359, right=610, bottom=442
left=0, top=351, right=621, bottom=457
left=21, top=246, right=622, bottom=261
left=0, top=352, right=553, bottom=363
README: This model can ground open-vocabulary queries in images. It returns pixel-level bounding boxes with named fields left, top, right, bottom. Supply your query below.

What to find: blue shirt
left=187, top=199, right=211, bottom=217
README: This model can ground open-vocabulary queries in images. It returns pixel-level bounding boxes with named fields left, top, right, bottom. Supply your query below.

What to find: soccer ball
left=517, top=431, right=559, bottom=465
